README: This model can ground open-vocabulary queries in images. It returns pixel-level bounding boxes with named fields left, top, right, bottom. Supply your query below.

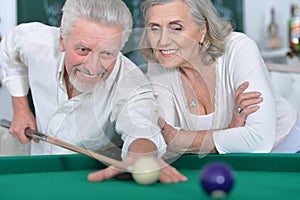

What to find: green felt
left=0, top=154, right=300, bottom=200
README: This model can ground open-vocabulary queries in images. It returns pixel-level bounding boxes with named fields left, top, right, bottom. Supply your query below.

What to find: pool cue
left=25, top=128, right=132, bottom=172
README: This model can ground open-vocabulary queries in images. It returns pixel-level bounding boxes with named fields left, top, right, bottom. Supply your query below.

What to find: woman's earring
left=201, top=34, right=205, bottom=42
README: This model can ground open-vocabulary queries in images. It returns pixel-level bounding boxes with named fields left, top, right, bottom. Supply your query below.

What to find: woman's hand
left=228, top=82, right=263, bottom=128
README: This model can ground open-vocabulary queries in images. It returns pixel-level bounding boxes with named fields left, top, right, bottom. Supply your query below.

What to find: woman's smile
left=160, top=49, right=178, bottom=58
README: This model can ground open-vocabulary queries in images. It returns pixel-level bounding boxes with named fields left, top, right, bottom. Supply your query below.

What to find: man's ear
left=59, top=30, right=65, bottom=52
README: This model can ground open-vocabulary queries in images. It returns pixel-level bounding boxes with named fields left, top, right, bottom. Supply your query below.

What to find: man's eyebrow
left=99, top=49, right=119, bottom=55
left=78, top=42, right=90, bottom=49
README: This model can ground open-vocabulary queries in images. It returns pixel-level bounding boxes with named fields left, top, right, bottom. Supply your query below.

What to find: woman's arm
left=158, top=81, right=263, bottom=154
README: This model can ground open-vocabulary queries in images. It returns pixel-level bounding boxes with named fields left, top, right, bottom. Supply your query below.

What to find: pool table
left=0, top=153, right=300, bottom=200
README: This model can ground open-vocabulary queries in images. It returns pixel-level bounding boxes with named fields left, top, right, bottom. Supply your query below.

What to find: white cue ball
left=131, top=157, right=161, bottom=185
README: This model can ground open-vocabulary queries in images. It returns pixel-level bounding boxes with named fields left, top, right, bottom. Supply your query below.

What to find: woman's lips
left=160, top=49, right=178, bottom=58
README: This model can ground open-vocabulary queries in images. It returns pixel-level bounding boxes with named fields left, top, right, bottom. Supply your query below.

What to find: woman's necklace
left=181, top=71, right=199, bottom=108
left=182, top=61, right=217, bottom=111
left=186, top=85, right=198, bottom=108
left=189, top=99, right=197, bottom=107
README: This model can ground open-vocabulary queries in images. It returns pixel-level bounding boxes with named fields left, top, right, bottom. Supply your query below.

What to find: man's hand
left=87, top=158, right=188, bottom=184
left=10, top=96, right=37, bottom=143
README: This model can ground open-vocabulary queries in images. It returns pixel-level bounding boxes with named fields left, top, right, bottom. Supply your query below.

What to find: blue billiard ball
left=200, top=162, right=235, bottom=198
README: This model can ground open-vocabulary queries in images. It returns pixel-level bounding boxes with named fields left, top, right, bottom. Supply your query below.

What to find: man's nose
left=82, top=52, right=102, bottom=75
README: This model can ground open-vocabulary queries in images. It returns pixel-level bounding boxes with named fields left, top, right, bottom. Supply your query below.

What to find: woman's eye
left=150, top=25, right=161, bottom=31
left=170, top=24, right=183, bottom=31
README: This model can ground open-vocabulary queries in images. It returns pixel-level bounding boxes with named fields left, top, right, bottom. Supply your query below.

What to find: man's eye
left=100, top=52, right=114, bottom=59
left=76, top=47, right=90, bottom=56
left=80, top=47, right=88, bottom=52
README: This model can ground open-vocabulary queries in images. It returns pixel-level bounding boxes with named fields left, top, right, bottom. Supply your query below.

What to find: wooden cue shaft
left=25, top=128, right=130, bottom=172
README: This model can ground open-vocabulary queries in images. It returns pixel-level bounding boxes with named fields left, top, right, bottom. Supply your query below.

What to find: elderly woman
left=140, top=0, right=300, bottom=154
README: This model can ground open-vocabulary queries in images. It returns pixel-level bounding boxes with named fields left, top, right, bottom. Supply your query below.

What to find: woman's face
left=146, top=0, right=206, bottom=68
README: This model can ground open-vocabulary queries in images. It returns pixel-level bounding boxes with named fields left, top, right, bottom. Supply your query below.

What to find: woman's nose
left=158, top=28, right=172, bottom=46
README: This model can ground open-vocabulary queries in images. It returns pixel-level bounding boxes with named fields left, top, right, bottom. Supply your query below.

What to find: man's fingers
left=87, top=166, right=121, bottom=182
left=157, top=159, right=188, bottom=183
left=158, top=117, right=166, bottom=130
left=159, top=165, right=188, bottom=183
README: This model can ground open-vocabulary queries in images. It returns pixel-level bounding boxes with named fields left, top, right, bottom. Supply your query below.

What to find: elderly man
left=0, top=0, right=187, bottom=183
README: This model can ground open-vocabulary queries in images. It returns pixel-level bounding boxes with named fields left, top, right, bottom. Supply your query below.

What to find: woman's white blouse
left=147, top=32, right=297, bottom=154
